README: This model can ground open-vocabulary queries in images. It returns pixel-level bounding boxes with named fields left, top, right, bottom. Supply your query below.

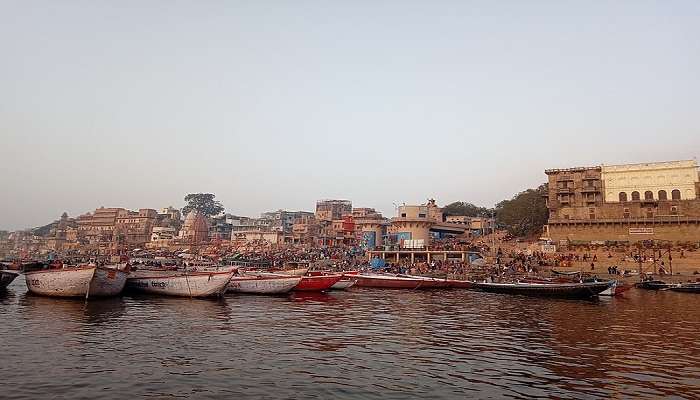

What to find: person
left=590, top=262, right=595, bottom=271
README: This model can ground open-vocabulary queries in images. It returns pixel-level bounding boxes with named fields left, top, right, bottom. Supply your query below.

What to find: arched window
left=671, top=189, right=681, bottom=200
left=631, top=191, right=640, bottom=201
left=658, top=190, right=667, bottom=200
left=619, top=192, right=628, bottom=202
left=644, top=191, right=654, bottom=200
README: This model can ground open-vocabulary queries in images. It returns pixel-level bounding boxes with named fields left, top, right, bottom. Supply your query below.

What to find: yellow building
left=602, top=160, right=699, bottom=202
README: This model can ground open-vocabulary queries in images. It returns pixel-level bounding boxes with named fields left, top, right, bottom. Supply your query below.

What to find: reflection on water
left=1, top=279, right=699, bottom=399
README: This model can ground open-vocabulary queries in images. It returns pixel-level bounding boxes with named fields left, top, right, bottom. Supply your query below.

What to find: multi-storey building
left=315, top=200, right=352, bottom=222
left=545, top=160, right=700, bottom=243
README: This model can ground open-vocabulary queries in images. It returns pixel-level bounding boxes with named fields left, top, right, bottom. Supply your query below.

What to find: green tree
left=182, top=193, right=224, bottom=218
left=495, top=184, right=549, bottom=237
left=442, top=201, right=492, bottom=217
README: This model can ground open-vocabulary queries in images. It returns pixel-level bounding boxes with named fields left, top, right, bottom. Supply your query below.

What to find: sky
left=1, top=1, right=699, bottom=231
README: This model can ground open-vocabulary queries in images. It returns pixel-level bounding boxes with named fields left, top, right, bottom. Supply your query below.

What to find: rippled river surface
left=1, top=279, right=699, bottom=400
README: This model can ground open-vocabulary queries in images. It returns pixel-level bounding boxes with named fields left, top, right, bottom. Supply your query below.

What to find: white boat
left=1, top=269, right=20, bottom=289
left=330, top=278, right=357, bottom=290
left=126, top=269, right=234, bottom=297
left=24, top=264, right=129, bottom=298
left=227, top=275, right=301, bottom=294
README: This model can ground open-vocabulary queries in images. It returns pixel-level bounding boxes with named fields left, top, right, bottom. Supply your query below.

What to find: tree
left=182, top=193, right=224, bottom=218
left=442, top=201, right=492, bottom=217
left=495, top=184, right=549, bottom=237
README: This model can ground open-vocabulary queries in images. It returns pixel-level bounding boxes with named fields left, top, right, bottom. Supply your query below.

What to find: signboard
left=540, top=244, right=557, bottom=254
left=629, top=227, right=654, bottom=235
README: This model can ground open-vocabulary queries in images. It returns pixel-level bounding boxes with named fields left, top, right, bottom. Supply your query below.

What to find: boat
left=635, top=280, right=675, bottom=290
left=668, top=283, right=700, bottom=293
left=353, top=273, right=424, bottom=289
left=276, top=268, right=309, bottom=276
left=398, top=274, right=451, bottom=289
left=126, top=269, right=234, bottom=297
left=599, top=280, right=633, bottom=296
left=330, top=277, right=357, bottom=290
left=0, top=269, right=20, bottom=289
left=24, top=264, right=129, bottom=298
left=552, top=270, right=582, bottom=276
left=293, top=274, right=343, bottom=291
left=471, top=280, right=612, bottom=298
left=227, top=275, right=301, bottom=295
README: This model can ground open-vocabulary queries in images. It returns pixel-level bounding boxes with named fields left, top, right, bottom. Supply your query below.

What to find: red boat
left=445, top=279, right=474, bottom=289
left=293, top=274, right=343, bottom=292
left=353, top=274, right=424, bottom=289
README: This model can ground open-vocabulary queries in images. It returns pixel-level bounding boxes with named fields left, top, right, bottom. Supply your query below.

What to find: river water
left=1, top=279, right=699, bottom=399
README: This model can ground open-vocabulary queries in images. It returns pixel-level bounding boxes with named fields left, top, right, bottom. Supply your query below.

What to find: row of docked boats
left=635, top=279, right=700, bottom=293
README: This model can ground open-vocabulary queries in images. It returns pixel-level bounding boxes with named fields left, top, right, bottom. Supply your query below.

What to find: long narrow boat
left=353, top=274, right=424, bottom=289
left=635, top=280, right=675, bottom=290
left=126, top=269, right=234, bottom=297
left=668, top=283, right=700, bottom=293
left=398, top=274, right=451, bottom=289
left=227, top=275, right=301, bottom=295
left=24, top=264, right=129, bottom=298
left=471, top=281, right=612, bottom=299
left=293, top=274, right=343, bottom=291
left=445, top=279, right=474, bottom=289
left=1, top=269, right=20, bottom=289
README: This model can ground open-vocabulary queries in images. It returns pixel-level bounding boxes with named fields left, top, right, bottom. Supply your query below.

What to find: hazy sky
left=2, top=1, right=699, bottom=230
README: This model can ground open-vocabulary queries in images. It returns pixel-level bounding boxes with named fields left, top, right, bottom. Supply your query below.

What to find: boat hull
left=472, top=281, right=612, bottom=298
left=0, top=270, right=20, bottom=289
left=126, top=270, right=234, bottom=297
left=293, top=275, right=343, bottom=291
left=227, top=276, right=301, bottom=294
left=635, top=280, right=674, bottom=290
left=25, top=267, right=95, bottom=297
left=330, top=279, right=356, bottom=290
left=354, top=274, right=423, bottom=289
left=669, top=283, right=700, bottom=293
left=89, top=266, right=129, bottom=297
left=445, top=279, right=474, bottom=289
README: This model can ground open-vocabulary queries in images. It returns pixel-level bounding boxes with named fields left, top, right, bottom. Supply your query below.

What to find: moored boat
left=353, top=273, right=424, bottom=289
left=24, top=264, right=129, bottom=298
left=1, top=269, right=20, bottom=289
left=293, top=274, right=343, bottom=291
left=668, top=283, right=700, bottom=293
left=398, top=274, right=450, bottom=289
left=126, top=269, right=234, bottom=297
left=445, top=279, right=474, bottom=289
left=635, top=280, right=675, bottom=290
left=227, top=275, right=301, bottom=295
left=471, top=280, right=612, bottom=298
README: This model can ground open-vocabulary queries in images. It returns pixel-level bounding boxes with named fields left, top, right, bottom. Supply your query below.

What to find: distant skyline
left=2, top=1, right=699, bottom=231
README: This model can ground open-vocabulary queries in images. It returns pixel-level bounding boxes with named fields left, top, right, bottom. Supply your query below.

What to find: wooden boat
left=668, top=283, right=700, bottom=293
left=330, top=278, right=357, bottom=290
left=0, top=269, right=20, bottom=289
left=552, top=270, right=582, bottom=276
left=353, top=273, right=424, bottom=289
left=293, top=274, right=343, bottom=291
left=599, top=280, right=633, bottom=296
left=126, top=269, right=234, bottom=297
left=471, top=280, right=612, bottom=298
left=398, top=274, right=451, bottom=289
left=24, top=264, right=129, bottom=298
left=276, top=268, right=309, bottom=276
left=227, top=275, right=301, bottom=294
left=635, top=280, right=675, bottom=290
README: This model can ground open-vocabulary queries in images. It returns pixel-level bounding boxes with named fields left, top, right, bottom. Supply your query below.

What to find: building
left=445, top=215, right=495, bottom=235
left=353, top=208, right=388, bottom=249
left=315, top=199, right=352, bottom=222
left=544, top=160, right=700, bottom=243
left=115, top=208, right=158, bottom=246
left=388, top=199, right=468, bottom=248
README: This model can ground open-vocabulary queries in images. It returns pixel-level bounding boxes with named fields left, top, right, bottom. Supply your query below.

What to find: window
left=401, top=213, right=406, bottom=217
left=623, top=208, right=630, bottom=219
left=589, top=208, right=595, bottom=220
left=644, top=191, right=654, bottom=200
left=671, top=206, right=678, bottom=215
left=631, top=191, right=640, bottom=201
left=418, top=213, right=426, bottom=218
left=646, top=208, right=653, bottom=218
left=658, top=190, right=667, bottom=201
left=672, top=189, right=681, bottom=200
left=619, top=192, right=627, bottom=202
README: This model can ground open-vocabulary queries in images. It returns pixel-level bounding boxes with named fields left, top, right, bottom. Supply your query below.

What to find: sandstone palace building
left=544, top=160, right=700, bottom=243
